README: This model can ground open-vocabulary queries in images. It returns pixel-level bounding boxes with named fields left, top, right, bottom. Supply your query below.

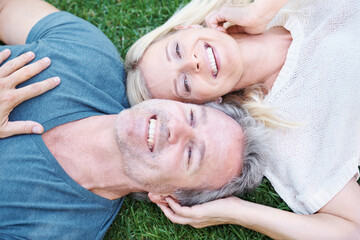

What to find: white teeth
left=206, top=47, right=218, bottom=76
left=147, top=118, right=157, bottom=151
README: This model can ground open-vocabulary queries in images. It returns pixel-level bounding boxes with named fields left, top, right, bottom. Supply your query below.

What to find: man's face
left=115, top=99, right=244, bottom=194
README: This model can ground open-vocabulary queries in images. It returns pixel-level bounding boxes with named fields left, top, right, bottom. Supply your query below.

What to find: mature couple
left=1, top=0, right=359, bottom=239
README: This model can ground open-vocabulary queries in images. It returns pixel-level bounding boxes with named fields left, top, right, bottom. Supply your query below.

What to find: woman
left=125, top=0, right=297, bottom=127
left=125, top=0, right=360, bottom=238
left=126, top=0, right=289, bottom=105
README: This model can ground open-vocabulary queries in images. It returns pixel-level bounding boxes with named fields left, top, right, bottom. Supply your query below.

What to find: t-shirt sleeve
left=27, top=11, right=117, bottom=58
left=4, top=11, right=129, bottom=130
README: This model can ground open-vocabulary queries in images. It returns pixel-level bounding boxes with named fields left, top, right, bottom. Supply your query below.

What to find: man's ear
left=148, top=192, right=177, bottom=206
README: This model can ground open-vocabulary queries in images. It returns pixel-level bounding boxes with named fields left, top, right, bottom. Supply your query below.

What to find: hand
left=157, top=196, right=241, bottom=228
left=205, top=0, right=288, bottom=34
left=0, top=49, right=60, bottom=138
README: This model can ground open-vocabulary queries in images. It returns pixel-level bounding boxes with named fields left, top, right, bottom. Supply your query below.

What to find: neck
left=42, top=115, right=141, bottom=200
left=231, top=26, right=292, bottom=91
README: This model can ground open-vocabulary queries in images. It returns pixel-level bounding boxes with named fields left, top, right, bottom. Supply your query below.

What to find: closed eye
left=189, top=109, right=195, bottom=126
left=187, top=145, right=192, bottom=166
left=176, top=43, right=182, bottom=59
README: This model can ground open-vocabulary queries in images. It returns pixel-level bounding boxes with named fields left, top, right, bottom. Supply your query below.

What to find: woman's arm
left=158, top=179, right=360, bottom=239
left=205, top=0, right=289, bottom=34
left=0, top=49, right=60, bottom=138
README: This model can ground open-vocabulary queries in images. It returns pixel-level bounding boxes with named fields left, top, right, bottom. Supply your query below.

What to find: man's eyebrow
left=200, top=106, right=208, bottom=125
left=199, top=141, right=206, bottom=169
left=192, top=107, right=208, bottom=174
left=190, top=140, right=206, bottom=175
left=198, top=107, right=207, bottom=169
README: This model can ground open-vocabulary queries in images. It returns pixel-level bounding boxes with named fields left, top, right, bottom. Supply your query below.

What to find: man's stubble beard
left=114, top=109, right=171, bottom=191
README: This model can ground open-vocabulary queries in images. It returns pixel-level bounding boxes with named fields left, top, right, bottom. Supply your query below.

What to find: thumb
left=0, top=121, right=44, bottom=138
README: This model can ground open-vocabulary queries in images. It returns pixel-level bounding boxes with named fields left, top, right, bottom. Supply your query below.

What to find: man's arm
left=159, top=178, right=360, bottom=239
left=0, top=0, right=59, bottom=45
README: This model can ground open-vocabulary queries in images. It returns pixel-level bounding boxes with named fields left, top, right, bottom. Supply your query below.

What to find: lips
left=147, top=116, right=157, bottom=151
left=204, top=42, right=219, bottom=78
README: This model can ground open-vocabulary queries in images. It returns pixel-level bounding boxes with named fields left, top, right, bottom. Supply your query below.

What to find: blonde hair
left=125, top=0, right=292, bottom=128
left=125, top=0, right=251, bottom=105
left=223, top=86, right=298, bottom=128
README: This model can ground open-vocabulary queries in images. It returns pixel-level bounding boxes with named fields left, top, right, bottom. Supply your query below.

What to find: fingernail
left=2, top=49, right=10, bottom=55
left=43, top=57, right=51, bottom=64
left=32, top=126, right=42, bottom=134
left=27, top=51, right=35, bottom=58
left=53, top=77, right=61, bottom=84
left=165, top=198, right=169, bottom=203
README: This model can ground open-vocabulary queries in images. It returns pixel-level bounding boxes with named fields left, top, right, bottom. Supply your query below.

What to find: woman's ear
left=174, top=24, right=204, bottom=30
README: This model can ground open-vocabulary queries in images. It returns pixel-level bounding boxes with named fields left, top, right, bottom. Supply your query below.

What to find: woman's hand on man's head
left=157, top=196, right=242, bottom=228
left=0, top=49, right=60, bottom=138
left=205, top=0, right=289, bottom=35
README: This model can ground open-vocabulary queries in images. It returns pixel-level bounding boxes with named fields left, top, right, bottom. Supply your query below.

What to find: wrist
left=222, top=197, right=250, bottom=226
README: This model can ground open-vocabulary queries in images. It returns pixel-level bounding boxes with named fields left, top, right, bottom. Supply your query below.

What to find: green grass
left=43, top=0, right=360, bottom=239
left=104, top=178, right=285, bottom=240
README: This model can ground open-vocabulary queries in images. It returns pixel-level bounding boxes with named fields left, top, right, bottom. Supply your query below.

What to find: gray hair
left=131, top=97, right=272, bottom=206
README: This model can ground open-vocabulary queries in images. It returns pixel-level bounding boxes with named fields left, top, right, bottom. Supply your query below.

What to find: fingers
left=0, top=49, right=11, bottom=65
left=0, top=51, right=59, bottom=138
left=157, top=204, right=190, bottom=225
left=9, top=57, right=52, bottom=87
left=205, top=9, right=227, bottom=32
left=0, top=51, right=35, bottom=78
left=15, top=76, right=60, bottom=104
left=166, top=197, right=193, bottom=217
left=205, top=4, right=268, bottom=35
left=0, top=120, right=44, bottom=138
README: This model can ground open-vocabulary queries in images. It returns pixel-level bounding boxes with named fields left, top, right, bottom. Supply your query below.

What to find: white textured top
left=264, top=0, right=360, bottom=214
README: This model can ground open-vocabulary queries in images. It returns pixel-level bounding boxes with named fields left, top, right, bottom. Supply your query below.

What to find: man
left=0, top=0, right=269, bottom=239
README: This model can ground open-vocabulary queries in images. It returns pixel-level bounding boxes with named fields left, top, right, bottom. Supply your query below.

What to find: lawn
left=43, top=0, right=288, bottom=239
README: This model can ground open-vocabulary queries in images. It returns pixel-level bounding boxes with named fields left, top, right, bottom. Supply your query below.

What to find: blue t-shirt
left=0, top=12, right=129, bottom=239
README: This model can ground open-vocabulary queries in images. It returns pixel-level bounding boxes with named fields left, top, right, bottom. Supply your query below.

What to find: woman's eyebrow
left=173, top=78, right=180, bottom=97
left=166, top=42, right=171, bottom=62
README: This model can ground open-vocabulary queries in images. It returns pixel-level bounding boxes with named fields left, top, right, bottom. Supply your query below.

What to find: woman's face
left=140, top=28, right=244, bottom=103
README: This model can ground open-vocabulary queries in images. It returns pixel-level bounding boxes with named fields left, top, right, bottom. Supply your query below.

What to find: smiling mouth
left=205, top=43, right=218, bottom=77
left=147, top=116, right=157, bottom=152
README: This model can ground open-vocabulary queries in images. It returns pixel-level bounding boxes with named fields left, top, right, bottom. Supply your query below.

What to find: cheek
left=193, top=81, right=221, bottom=101
left=160, top=149, right=183, bottom=173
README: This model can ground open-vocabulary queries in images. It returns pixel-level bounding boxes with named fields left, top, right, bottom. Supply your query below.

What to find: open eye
left=176, top=43, right=182, bottom=58
left=184, top=75, right=190, bottom=93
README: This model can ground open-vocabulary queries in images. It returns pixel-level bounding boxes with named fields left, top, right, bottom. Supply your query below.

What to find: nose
left=183, top=53, right=200, bottom=73
left=167, top=118, right=193, bottom=144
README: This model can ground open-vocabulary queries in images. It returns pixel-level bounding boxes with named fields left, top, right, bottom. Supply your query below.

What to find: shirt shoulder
left=4, top=11, right=129, bottom=130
